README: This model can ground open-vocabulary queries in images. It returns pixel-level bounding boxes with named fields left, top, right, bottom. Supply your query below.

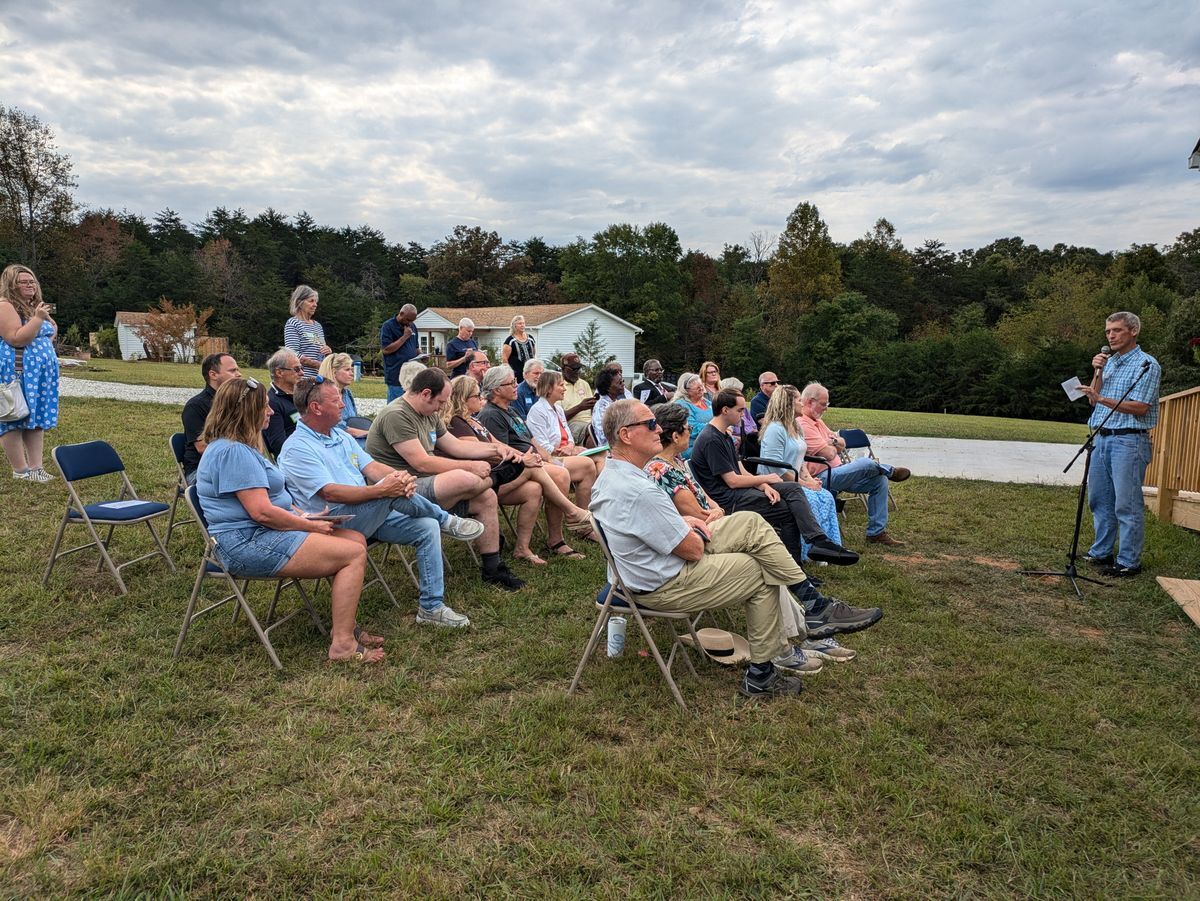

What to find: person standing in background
left=381, top=304, right=420, bottom=402
left=501, top=315, right=536, bottom=381
left=444, top=318, right=479, bottom=377
left=0, top=265, right=59, bottom=482
left=283, top=285, right=329, bottom=377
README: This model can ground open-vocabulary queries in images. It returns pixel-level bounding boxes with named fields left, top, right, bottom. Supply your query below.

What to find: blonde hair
left=201, top=378, right=268, bottom=453
left=762, top=383, right=802, bottom=437
left=442, top=374, right=482, bottom=426
left=536, top=369, right=563, bottom=399
left=510, top=314, right=526, bottom=333
left=699, top=361, right=721, bottom=387
left=318, top=352, right=354, bottom=380
left=0, top=264, right=42, bottom=318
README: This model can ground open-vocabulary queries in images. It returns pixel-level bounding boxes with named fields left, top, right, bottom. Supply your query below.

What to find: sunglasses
left=761, top=380, right=779, bottom=387
left=623, top=418, right=661, bottom=433
left=238, top=377, right=262, bottom=402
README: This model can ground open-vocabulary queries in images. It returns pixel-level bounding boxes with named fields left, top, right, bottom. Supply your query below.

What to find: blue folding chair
left=43, top=440, right=176, bottom=596
left=165, top=433, right=197, bottom=545
left=837, top=428, right=898, bottom=514
left=174, top=486, right=326, bottom=670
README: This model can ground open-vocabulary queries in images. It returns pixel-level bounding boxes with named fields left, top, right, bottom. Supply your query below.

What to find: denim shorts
left=416, top=475, right=469, bottom=517
left=213, top=526, right=308, bottom=577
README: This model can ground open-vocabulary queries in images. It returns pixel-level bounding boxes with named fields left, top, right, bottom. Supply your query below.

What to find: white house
left=114, top=312, right=196, bottom=362
left=412, top=303, right=643, bottom=374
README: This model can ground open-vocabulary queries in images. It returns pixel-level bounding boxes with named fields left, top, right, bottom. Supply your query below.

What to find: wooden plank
left=1172, top=499, right=1200, bottom=533
left=1156, top=577, right=1200, bottom=630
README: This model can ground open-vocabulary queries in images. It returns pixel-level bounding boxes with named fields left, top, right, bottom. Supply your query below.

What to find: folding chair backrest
left=839, top=428, right=871, bottom=451
left=591, top=519, right=641, bottom=605
left=169, top=432, right=187, bottom=466
left=186, top=484, right=212, bottom=534
left=345, top=416, right=372, bottom=431
left=54, top=440, right=125, bottom=481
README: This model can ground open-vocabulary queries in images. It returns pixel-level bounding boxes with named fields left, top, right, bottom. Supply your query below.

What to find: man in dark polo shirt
left=180, top=352, right=242, bottom=483
left=264, top=347, right=302, bottom=458
left=380, top=303, right=420, bottom=402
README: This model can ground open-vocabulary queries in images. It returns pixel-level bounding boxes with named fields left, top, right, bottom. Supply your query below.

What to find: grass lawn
left=65, top=359, right=1090, bottom=443
left=2, top=398, right=1197, bottom=896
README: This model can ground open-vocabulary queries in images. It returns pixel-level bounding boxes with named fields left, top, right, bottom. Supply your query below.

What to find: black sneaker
left=739, top=666, right=804, bottom=699
left=482, top=568, right=526, bottom=591
left=806, top=538, right=860, bottom=566
left=806, top=599, right=883, bottom=638
left=1081, top=553, right=1114, bottom=568
left=1098, top=563, right=1142, bottom=578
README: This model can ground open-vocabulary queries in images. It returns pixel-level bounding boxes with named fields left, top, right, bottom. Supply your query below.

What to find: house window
left=420, top=333, right=445, bottom=355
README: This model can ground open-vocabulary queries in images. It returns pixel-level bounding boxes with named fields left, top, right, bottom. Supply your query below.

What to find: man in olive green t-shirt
left=365, top=367, right=526, bottom=591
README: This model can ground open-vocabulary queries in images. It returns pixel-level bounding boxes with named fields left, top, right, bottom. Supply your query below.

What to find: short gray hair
left=289, top=285, right=317, bottom=317
left=266, top=347, right=299, bottom=375
left=523, top=357, right=545, bottom=376
left=1107, top=311, right=1141, bottom=331
left=398, top=360, right=426, bottom=391
left=672, top=372, right=699, bottom=401
left=458, top=317, right=475, bottom=329
left=800, top=381, right=827, bottom=402
left=481, top=365, right=514, bottom=399
left=719, top=376, right=743, bottom=392
left=603, top=398, right=643, bottom=447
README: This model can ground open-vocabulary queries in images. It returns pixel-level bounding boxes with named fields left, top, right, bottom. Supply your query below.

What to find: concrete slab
left=870, top=436, right=1081, bottom=486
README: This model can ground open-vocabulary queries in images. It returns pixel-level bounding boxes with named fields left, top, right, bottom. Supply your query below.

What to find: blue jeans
left=386, top=383, right=404, bottom=402
left=821, top=457, right=893, bottom=536
left=328, top=495, right=447, bottom=612
left=1087, top=432, right=1151, bottom=568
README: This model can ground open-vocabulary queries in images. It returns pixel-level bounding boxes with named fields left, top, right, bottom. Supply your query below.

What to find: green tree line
left=2, top=106, right=1197, bottom=421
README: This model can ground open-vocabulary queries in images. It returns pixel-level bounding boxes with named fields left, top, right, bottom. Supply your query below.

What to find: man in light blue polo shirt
left=280, top=377, right=485, bottom=627
left=1079, top=311, right=1161, bottom=577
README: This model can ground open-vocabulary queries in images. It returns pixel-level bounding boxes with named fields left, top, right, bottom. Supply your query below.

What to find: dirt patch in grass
left=881, top=552, right=1022, bottom=572
left=776, top=823, right=873, bottom=899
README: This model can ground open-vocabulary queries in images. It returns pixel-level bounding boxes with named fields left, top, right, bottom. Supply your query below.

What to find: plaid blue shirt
left=1088, top=345, right=1160, bottom=430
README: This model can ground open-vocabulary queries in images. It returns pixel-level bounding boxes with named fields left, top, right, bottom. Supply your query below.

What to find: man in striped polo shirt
left=1079, top=311, right=1161, bottom=578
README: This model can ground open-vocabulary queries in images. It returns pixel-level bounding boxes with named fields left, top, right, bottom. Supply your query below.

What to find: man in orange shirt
left=799, top=382, right=910, bottom=547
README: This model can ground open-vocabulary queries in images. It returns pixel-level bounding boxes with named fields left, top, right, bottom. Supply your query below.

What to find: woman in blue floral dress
left=0, top=265, right=60, bottom=482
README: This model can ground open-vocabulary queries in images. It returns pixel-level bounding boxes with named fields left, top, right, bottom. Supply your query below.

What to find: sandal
left=547, top=540, right=585, bottom=560
left=514, top=550, right=549, bottom=566
left=328, top=642, right=386, bottom=665
left=353, top=625, right=385, bottom=648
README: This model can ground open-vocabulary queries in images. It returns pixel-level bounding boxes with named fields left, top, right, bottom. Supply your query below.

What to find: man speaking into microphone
left=1077, top=311, right=1161, bottom=578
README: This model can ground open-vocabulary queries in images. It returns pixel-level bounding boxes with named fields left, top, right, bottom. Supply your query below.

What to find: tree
left=571, top=319, right=615, bottom=382
left=0, top=106, right=77, bottom=264
left=765, top=202, right=841, bottom=355
left=842, top=218, right=919, bottom=333
left=132, top=298, right=213, bottom=362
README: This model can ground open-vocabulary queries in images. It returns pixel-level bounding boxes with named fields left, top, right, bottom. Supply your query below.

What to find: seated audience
left=799, top=382, right=910, bottom=547
left=590, top=398, right=841, bottom=698
left=633, top=359, right=671, bottom=406
left=397, top=360, right=426, bottom=397
left=181, top=352, right=242, bottom=484
left=515, top=358, right=544, bottom=419
left=466, top=350, right=491, bottom=384
left=279, top=377, right=485, bottom=628
left=698, top=360, right=721, bottom=403
left=749, top=371, right=778, bottom=422
left=527, top=369, right=605, bottom=476
left=365, top=367, right=525, bottom=591
left=671, top=373, right=712, bottom=460
left=559, top=353, right=598, bottom=445
left=444, top=374, right=592, bottom=563
left=591, top=366, right=628, bottom=446
left=719, top=376, right=757, bottom=450
left=197, top=378, right=383, bottom=664
left=318, top=352, right=367, bottom=438
left=756, top=384, right=843, bottom=556
left=264, top=347, right=303, bottom=458
left=646, top=402, right=857, bottom=664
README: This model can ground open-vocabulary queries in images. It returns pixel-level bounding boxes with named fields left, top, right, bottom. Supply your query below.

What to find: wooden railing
left=1145, top=384, right=1200, bottom=531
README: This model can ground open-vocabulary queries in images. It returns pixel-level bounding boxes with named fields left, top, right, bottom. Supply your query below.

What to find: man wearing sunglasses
left=749, top=372, right=779, bottom=423
left=590, top=399, right=824, bottom=699
left=264, top=347, right=304, bottom=458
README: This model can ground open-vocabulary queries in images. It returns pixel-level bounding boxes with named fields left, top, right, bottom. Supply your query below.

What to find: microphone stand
left=1019, top=360, right=1153, bottom=597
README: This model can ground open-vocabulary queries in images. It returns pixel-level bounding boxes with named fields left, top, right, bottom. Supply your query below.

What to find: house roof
left=418, top=303, right=642, bottom=334
left=115, top=312, right=150, bottom=327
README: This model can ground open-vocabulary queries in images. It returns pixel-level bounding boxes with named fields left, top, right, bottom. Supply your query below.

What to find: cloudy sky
left=3, top=0, right=1199, bottom=254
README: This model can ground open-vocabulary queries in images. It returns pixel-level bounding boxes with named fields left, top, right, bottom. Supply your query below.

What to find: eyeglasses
left=238, top=378, right=261, bottom=402
left=288, top=365, right=304, bottom=373
left=16, top=279, right=37, bottom=286
left=499, top=379, right=517, bottom=387
left=623, top=418, right=661, bottom=433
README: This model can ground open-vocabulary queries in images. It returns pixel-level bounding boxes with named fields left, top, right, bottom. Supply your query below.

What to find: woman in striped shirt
left=284, top=285, right=330, bottom=377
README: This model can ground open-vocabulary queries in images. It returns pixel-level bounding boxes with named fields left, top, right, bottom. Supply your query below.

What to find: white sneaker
left=28, top=467, right=54, bottom=482
left=801, top=637, right=857, bottom=663
left=416, top=603, right=471, bottom=628
left=772, top=646, right=824, bottom=675
left=441, top=514, right=485, bottom=542
left=12, top=469, right=31, bottom=481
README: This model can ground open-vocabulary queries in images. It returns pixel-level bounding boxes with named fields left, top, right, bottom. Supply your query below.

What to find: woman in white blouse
left=526, top=369, right=603, bottom=499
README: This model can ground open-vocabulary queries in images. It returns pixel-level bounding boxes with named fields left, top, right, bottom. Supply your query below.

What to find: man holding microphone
left=1078, top=311, right=1161, bottom=578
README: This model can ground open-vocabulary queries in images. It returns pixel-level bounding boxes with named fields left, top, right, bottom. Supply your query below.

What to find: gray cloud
left=2, top=0, right=1198, bottom=255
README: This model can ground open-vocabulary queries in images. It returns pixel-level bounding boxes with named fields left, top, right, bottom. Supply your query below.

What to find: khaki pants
left=640, top=511, right=806, bottom=663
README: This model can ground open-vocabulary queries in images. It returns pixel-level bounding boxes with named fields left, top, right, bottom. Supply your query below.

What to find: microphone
left=1095, top=345, right=1111, bottom=376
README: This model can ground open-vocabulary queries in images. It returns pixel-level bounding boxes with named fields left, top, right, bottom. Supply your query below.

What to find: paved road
left=60, top=376, right=1080, bottom=486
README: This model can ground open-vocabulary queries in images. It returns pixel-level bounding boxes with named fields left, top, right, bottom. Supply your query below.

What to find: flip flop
left=547, top=540, right=585, bottom=560
left=514, top=551, right=549, bottom=566
left=353, top=625, right=385, bottom=648
left=328, top=642, right=385, bottom=665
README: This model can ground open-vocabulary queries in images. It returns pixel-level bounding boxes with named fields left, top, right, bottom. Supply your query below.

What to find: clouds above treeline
left=3, top=0, right=1199, bottom=253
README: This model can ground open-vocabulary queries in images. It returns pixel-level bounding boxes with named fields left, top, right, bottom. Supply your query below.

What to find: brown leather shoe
left=887, top=467, right=911, bottom=482
left=867, top=530, right=905, bottom=546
